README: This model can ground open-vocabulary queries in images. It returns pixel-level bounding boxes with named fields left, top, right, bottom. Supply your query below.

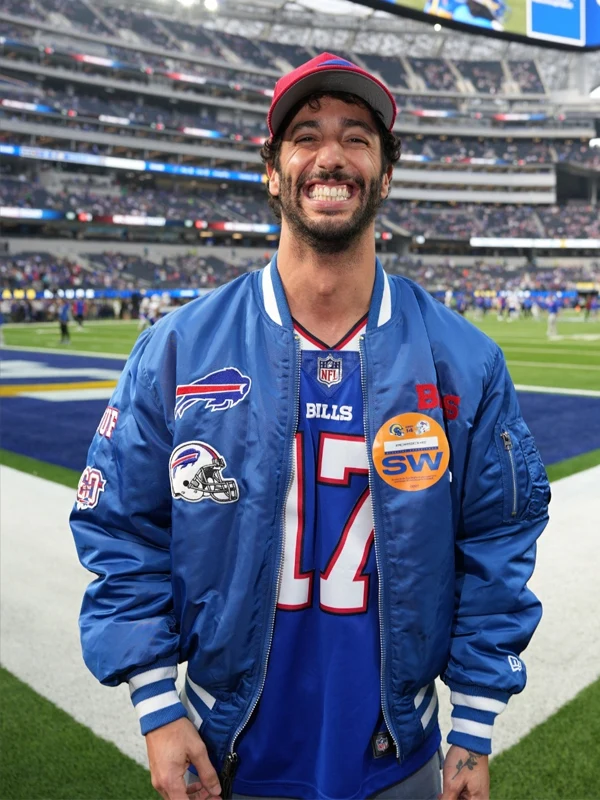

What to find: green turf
left=4, top=315, right=600, bottom=392
left=0, top=448, right=80, bottom=489
left=545, top=448, right=600, bottom=482
left=0, top=666, right=154, bottom=800
left=0, top=664, right=598, bottom=800
left=490, top=678, right=600, bottom=799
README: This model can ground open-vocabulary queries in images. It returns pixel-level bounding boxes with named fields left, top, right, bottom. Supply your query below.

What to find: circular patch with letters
left=372, top=412, right=450, bottom=492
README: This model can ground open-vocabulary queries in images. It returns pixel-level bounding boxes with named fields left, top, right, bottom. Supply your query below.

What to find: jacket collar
left=261, top=251, right=392, bottom=330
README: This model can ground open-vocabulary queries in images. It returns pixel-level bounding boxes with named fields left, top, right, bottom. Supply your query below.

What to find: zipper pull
left=220, top=752, right=239, bottom=800
left=501, top=431, right=513, bottom=450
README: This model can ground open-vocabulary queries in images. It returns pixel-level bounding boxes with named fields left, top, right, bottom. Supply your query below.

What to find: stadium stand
left=508, top=61, right=545, bottom=94
left=355, top=54, right=410, bottom=90
left=0, top=0, right=598, bottom=294
left=454, top=60, right=506, bottom=94
left=408, top=59, right=457, bottom=92
left=38, top=0, right=114, bottom=36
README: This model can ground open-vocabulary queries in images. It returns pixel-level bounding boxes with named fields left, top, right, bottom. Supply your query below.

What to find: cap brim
left=269, top=69, right=395, bottom=137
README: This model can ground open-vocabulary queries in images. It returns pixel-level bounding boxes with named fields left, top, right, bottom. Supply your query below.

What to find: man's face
left=267, top=96, right=392, bottom=254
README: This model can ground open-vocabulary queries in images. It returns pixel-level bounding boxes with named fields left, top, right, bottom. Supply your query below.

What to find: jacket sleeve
left=443, top=347, right=550, bottom=755
left=70, top=329, right=188, bottom=735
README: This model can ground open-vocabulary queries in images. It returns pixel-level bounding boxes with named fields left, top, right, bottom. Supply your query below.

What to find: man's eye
left=296, top=136, right=315, bottom=143
left=348, top=137, right=368, bottom=144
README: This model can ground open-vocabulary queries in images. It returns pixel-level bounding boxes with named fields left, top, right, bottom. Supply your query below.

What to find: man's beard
left=278, top=169, right=385, bottom=256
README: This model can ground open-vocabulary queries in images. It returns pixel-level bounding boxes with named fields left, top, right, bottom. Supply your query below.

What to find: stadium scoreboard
left=354, top=0, right=600, bottom=47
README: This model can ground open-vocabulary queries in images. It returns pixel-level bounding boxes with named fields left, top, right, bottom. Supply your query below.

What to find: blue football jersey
left=235, top=317, right=439, bottom=799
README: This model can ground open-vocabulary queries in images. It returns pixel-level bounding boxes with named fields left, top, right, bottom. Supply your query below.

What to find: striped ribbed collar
left=260, top=251, right=392, bottom=331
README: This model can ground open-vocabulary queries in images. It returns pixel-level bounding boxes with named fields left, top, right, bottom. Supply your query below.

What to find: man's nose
left=315, top=138, right=346, bottom=173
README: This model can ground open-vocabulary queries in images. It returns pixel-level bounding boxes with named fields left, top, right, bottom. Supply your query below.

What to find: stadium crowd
left=2, top=251, right=598, bottom=304
left=3, top=171, right=599, bottom=239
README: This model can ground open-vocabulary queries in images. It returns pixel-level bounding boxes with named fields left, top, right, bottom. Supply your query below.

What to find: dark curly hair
left=260, top=91, right=401, bottom=222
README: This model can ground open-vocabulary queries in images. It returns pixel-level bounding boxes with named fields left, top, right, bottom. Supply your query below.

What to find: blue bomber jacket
left=70, top=257, right=549, bottom=776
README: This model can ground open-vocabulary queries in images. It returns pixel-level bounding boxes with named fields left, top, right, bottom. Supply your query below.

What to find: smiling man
left=71, top=54, right=549, bottom=800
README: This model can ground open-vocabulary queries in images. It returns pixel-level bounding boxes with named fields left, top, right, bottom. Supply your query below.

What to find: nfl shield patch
left=371, top=731, right=392, bottom=759
left=317, top=356, right=342, bottom=388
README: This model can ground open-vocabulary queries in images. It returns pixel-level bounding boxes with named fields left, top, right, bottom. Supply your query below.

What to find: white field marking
left=19, top=388, right=116, bottom=401
left=515, top=384, right=600, bottom=398
left=507, top=360, right=600, bottom=371
left=2, top=320, right=139, bottom=330
left=0, top=345, right=129, bottom=360
left=1, top=465, right=599, bottom=766
left=0, top=361, right=122, bottom=381
left=503, top=346, right=600, bottom=357
left=552, top=334, right=600, bottom=342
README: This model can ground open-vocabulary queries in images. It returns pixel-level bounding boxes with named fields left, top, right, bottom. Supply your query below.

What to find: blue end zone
left=517, top=393, right=600, bottom=466
left=1, top=349, right=599, bottom=473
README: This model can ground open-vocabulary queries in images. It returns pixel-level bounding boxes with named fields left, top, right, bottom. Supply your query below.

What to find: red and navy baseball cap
left=267, top=52, right=397, bottom=138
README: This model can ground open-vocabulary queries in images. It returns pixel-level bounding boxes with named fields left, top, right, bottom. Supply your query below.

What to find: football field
left=1, top=311, right=599, bottom=800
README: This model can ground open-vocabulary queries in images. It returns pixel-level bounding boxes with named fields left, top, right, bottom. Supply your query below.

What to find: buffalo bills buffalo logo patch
left=76, top=467, right=106, bottom=510
left=175, top=367, right=251, bottom=418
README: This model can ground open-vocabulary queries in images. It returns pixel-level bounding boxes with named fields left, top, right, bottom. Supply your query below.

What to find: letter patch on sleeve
left=97, top=406, right=119, bottom=439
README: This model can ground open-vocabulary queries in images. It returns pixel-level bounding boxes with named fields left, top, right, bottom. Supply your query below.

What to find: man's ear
left=380, top=165, right=393, bottom=200
left=267, top=163, right=280, bottom=197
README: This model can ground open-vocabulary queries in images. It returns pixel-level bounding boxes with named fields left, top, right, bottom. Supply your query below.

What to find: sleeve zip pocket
left=496, top=419, right=549, bottom=523
left=500, top=430, right=518, bottom=518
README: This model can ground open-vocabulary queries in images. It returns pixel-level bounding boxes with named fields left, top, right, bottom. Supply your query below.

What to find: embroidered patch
left=170, top=441, right=239, bottom=504
left=317, top=356, right=342, bottom=388
left=175, top=367, right=251, bottom=418
left=371, top=732, right=393, bottom=759
left=76, top=467, right=106, bottom=510
left=97, top=406, right=119, bottom=439
left=373, top=412, right=450, bottom=492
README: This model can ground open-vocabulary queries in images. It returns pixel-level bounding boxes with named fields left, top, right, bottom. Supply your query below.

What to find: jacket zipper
left=359, top=335, right=402, bottom=761
left=501, top=431, right=517, bottom=517
left=220, top=334, right=302, bottom=796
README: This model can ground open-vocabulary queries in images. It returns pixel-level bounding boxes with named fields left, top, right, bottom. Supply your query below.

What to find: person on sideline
left=58, top=299, right=71, bottom=344
left=71, top=54, right=549, bottom=800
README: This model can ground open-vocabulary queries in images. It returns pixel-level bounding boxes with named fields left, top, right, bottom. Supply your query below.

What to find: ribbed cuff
left=447, top=687, right=508, bottom=755
left=128, top=659, right=188, bottom=735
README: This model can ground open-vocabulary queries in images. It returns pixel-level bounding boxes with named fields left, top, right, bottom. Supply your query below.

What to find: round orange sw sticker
left=373, top=412, right=450, bottom=492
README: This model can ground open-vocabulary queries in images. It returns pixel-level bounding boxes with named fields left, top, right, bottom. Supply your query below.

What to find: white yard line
left=0, top=344, right=129, bottom=360
left=515, top=384, right=600, bottom=398
left=1, top=466, right=599, bottom=768
left=507, top=360, right=600, bottom=371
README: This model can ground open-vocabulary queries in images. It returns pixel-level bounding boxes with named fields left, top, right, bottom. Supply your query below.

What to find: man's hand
left=440, top=745, right=489, bottom=800
left=145, top=717, right=221, bottom=800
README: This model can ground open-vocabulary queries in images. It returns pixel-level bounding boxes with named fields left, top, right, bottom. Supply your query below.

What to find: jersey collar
left=261, top=252, right=392, bottom=331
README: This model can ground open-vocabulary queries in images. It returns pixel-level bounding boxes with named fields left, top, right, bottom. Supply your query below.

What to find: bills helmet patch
left=76, top=467, right=106, bottom=510
left=170, top=441, right=239, bottom=504
left=175, top=367, right=251, bottom=418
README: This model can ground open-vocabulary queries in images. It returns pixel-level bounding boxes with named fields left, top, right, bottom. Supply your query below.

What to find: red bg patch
left=416, top=384, right=461, bottom=420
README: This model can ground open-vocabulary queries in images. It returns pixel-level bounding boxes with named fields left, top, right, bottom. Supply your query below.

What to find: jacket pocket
left=496, top=418, right=550, bottom=523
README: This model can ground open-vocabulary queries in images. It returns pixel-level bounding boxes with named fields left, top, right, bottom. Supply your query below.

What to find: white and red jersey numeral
left=278, top=432, right=374, bottom=615
left=278, top=433, right=313, bottom=610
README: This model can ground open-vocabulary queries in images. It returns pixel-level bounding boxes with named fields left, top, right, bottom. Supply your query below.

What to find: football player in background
left=71, top=54, right=549, bottom=800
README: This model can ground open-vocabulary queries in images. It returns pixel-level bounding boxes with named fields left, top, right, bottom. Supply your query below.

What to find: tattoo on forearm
left=453, top=751, right=480, bottom=779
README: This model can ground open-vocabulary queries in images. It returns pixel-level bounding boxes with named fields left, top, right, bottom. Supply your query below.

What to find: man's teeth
left=308, top=185, right=351, bottom=200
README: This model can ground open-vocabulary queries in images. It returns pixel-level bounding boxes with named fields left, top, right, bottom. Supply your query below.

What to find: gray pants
left=230, top=749, right=443, bottom=800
